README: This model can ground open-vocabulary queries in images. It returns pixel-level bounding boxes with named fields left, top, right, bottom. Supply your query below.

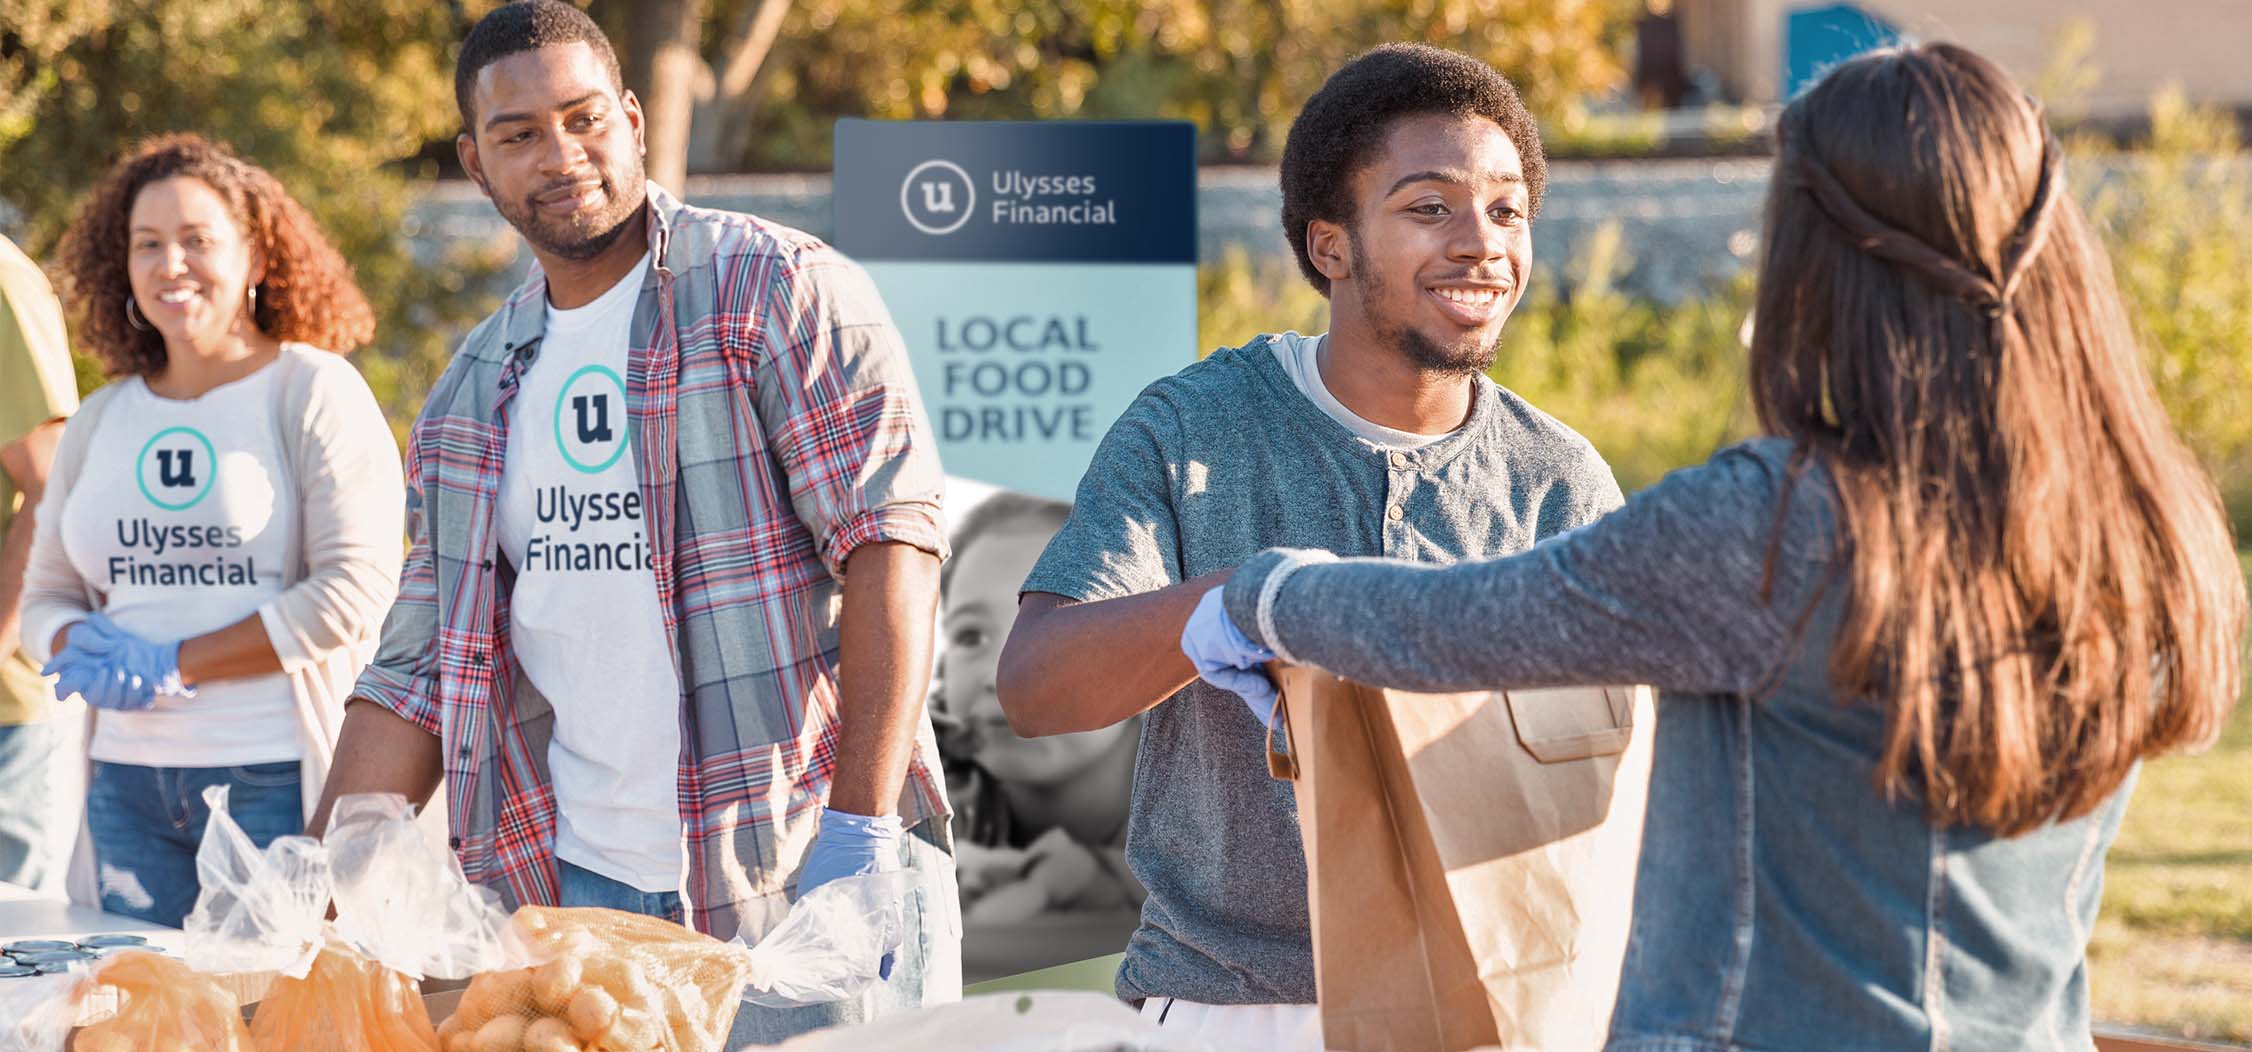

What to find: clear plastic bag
left=435, top=872, right=905, bottom=1052
left=182, top=786, right=522, bottom=1052
left=183, top=785, right=332, bottom=977
left=0, top=973, right=81, bottom=1052
left=735, top=872, right=905, bottom=1008
left=324, top=794, right=521, bottom=982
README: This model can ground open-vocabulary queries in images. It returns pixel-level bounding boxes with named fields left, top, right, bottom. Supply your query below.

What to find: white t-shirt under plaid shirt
left=496, top=251, right=686, bottom=894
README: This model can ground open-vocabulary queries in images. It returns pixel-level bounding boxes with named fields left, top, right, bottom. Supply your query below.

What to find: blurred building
left=1678, top=0, right=2252, bottom=116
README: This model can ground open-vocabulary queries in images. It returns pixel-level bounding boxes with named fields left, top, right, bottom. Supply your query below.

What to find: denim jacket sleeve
left=1224, top=440, right=1839, bottom=697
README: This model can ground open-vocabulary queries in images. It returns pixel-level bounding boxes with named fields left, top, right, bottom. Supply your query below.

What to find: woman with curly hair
left=20, top=133, right=404, bottom=923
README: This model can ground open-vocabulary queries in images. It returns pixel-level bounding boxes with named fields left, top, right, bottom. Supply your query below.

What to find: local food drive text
left=935, top=313, right=1098, bottom=443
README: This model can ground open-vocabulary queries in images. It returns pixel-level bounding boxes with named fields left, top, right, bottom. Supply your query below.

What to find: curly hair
left=57, top=133, right=375, bottom=378
left=1280, top=44, right=1548, bottom=297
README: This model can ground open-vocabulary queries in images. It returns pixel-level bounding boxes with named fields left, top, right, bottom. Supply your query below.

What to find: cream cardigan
left=19, top=344, right=404, bottom=906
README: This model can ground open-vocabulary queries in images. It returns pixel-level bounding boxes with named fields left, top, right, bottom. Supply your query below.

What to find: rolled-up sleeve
left=349, top=438, right=441, bottom=736
left=753, top=244, right=947, bottom=579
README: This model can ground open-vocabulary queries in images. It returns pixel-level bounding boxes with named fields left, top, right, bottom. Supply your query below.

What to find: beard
left=1350, top=236, right=1504, bottom=375
left=493, top=159, right=647, bottom=261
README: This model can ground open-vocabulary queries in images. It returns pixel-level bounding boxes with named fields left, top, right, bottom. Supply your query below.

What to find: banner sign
left=833, top=119, right=1199, bottom=501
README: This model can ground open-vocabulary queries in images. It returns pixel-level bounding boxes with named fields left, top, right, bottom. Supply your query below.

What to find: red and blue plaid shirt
left=355, top=184, right=951, bottom=939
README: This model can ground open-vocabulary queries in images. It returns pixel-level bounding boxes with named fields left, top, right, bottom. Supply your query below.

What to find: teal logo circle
left=136, top=426, right=218, bottom=511
left=553, top=364, right=629, bottom=475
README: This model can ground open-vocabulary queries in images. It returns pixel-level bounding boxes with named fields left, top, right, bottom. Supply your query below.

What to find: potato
left=472, top=1013, right=530, bottom=1052
left=580, top=956, right=651, bottom=999
left=530, top=955, right=585, bottom=1015
left=565, top=986, right=620, bottom=1041
left=454, top=967, right=533, bottom=1031
left=594, top=1007, right=663, bottom=1052
left=521, top=1016, right=580, bottom=1052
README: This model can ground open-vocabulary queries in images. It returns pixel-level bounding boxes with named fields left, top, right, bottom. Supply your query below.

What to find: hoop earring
left=124, top=294, right=151, bottom=332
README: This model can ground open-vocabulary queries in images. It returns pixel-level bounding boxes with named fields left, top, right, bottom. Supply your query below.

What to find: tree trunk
left=686, top=0, right=791, bottom=174
left=622, top=0, right=707, bottom=191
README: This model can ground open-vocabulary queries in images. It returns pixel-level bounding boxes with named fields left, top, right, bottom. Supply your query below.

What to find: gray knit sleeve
left=1223, top=440, right=1840, bottom=696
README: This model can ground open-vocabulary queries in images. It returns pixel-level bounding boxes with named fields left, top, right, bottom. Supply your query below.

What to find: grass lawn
left=2087, top=555, right=2252, bottom=1044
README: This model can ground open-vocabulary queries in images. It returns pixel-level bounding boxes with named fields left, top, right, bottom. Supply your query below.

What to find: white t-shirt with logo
left=60, top=365, right=300, bottom=766
left=495, top=252, right=687, bottom=894
left=1271, top=332, right=1457, bottom=450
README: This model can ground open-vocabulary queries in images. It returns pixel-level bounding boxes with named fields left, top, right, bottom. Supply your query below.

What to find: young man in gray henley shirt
left=995, top=44, right=1622, bottom=1045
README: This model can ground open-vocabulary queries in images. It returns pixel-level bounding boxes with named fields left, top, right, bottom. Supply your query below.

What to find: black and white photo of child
left=933, top=491, right=1145, bottom=982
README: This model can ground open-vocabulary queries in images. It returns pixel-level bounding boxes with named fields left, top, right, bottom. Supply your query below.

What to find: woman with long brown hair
left=1179, top=43, right=2243, bottom=1048
left=21, top=134, right=403, bottom=923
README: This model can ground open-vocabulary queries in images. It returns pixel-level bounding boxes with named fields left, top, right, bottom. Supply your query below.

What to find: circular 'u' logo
left=137, top=426, right=217, bottom=511
left=553, top=365, right=629, bottom=474
left=901, top=160, right=975, bottom=236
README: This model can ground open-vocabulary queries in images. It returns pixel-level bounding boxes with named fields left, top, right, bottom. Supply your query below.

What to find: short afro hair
left=455, top=0, right=623, bottom=131
left=1280, top=44, right=1548, bottom=296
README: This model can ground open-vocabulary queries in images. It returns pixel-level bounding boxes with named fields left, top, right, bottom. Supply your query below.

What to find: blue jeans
left=556, top=820, right=962, bottom=1044
left=86, top=760, right=303, bottom=927
left=0, top=719, right=69, bottom=890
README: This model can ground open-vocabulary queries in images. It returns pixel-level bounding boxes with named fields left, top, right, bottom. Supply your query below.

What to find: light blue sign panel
left=867, top=261, right=1197, bottom=502
left=834, top=121, right=1198, bottom=500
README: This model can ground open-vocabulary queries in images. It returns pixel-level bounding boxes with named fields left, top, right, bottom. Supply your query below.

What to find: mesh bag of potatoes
left=441, top=870, right=909, bottom=1052
left=438, top=906, right=755, bottom=1052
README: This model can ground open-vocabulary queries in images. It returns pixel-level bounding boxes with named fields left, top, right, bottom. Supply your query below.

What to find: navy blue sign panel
left=833, top=120, right=1197, bottom=264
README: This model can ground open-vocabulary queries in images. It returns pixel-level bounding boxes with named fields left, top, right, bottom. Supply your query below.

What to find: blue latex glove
left=799, top=807, right=903, bottom=979
left=41, top=613, right=190, bottom=711
left=1180, top=585, right=1279, bottom=727
left=44, top=650, right=154, bottom=711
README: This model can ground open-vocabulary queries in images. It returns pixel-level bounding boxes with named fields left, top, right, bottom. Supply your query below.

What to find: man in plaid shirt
left=308, top=3, right=957, bottom=1039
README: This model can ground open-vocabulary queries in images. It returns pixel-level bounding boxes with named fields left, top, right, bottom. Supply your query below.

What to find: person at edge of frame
left=1186, top=42, right=2247, bottom=1052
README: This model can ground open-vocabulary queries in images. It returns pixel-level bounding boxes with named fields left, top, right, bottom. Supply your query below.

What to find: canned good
left=10, top=949, right=95, bottom=967
left=76, top=934, right=149, bottom=949
left=1, top=940, right=74, bottom=955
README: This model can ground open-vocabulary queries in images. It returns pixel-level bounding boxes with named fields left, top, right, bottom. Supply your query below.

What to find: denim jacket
left=1225, top=439, right=2129, bottom=1051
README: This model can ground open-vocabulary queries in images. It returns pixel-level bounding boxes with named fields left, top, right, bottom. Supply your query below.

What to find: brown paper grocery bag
left=1269, top=669, right=1654, bottom=1052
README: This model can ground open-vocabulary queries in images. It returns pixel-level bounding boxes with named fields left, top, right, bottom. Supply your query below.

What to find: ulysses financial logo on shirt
left=114, top=425, right=259, bottom=586
left=525, top=365, right=652, bottom=573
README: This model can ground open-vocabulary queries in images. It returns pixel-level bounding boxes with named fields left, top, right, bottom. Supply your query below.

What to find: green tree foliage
left=735, top=0, right=1638, bottom=168
left=1488, top=221, right=1755, bottom=492
left=0, top=0, right=508, bottom=438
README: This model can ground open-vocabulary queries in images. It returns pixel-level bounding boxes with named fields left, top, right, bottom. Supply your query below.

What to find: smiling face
left=941, top=518, right=1133, bottom=787
left=126, top=176, right=261, bottom=353
left=458, top=41, right=647, bottom=262
left=1314, top=112, right=1533, bottom=373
